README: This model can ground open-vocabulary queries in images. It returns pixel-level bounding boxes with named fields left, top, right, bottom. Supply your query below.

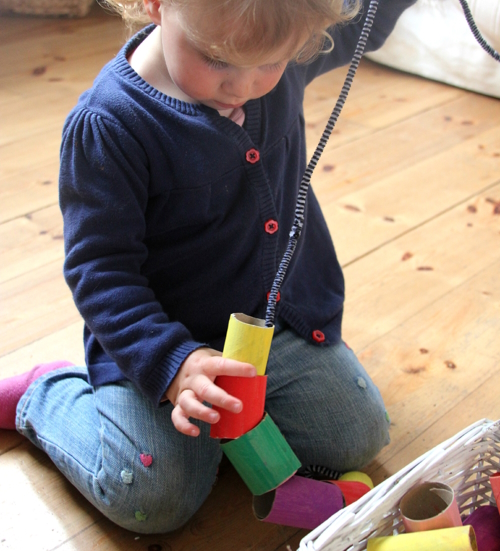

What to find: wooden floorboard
left=1, top=4, right=499, bottom=551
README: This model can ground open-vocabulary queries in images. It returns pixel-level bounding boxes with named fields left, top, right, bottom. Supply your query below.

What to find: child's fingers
left=205, top=356, right=257, bottom=379
left=190, top=373, right=243, bottom=413
left=167, top=352, right=254, bottom=436
left=171, top=396, right=201, bottom=437
left=177, top=388, right=221, bottom=424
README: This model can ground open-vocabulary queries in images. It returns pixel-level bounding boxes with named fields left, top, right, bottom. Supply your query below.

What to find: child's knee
left=338, top=399, right=390, bottom=471
left=95, top=462, right=218, bottom=534
left=315, top=420, right=389, bottom=474
left=351, top=414, right=390, bottom=469
left=291, top=392, right=390, bottom=473
left=110, top=489, right=206, bottom=534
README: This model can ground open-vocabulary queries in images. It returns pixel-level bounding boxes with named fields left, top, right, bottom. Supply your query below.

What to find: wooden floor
left=1, top=5, right=500, bottom=550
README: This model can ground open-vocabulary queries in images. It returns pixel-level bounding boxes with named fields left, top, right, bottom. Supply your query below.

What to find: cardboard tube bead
left=221, top=413, right=301, bottom=495
left=491, top=472, right=500, bottom=513
left=338, top=471, right=374, bottom=489
left=222, top=313, right=274, bottom=376
left=463, top=505, right=500, bottom=551
left=210, top=375, right=267, bottom=439
left=367, top=526, right=478, bottom=551
left=327, top=480, right=371, bottom=506
left=253, top=475, right=344, bottom=529
left=400, top=481, right=462, bottom=532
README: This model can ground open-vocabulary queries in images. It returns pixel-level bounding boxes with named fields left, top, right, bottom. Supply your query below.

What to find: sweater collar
left=112, top=24, right=262, bottom=145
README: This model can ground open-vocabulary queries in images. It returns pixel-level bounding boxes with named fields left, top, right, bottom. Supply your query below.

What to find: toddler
left=0, top=0, right=417, bottom=534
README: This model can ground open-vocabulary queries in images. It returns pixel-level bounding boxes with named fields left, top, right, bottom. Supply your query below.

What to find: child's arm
left=166, top=348, right=256, bottom=437
left=302, top=0, right=418, bottom=82
left=59, top=109, right=222, bottom=409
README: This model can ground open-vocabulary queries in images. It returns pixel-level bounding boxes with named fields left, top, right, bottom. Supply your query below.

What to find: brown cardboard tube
left=400, top=481, right=462, bottom=532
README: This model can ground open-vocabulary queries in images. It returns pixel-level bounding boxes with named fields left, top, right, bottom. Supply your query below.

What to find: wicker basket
left=299, top=418, right=500, bottom=551
left=0, top=0, right=94, bottom=17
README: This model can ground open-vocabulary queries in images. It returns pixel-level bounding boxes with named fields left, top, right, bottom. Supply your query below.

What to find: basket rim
left=299, top=418, right=500, bottom=551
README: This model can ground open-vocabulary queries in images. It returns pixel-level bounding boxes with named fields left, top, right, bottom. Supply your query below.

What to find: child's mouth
left=214, top=100, right=246, bottom=109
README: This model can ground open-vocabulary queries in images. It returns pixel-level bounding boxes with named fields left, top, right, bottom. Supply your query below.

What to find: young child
left=1, top=0, right=417, bottom=534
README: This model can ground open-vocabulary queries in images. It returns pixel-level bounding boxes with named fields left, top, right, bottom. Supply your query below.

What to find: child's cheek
left=262, top=73, right=284, bottom=96
left=179, top=65, right=213, bottom=99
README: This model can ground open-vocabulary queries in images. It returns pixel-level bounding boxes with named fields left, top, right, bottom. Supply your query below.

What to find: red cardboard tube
left=253, top=475, right=344, bottom=529
left=327, top=480, right=371, bottom=506
left=210, top=375, right=267, bottom=439
left=491, top=472, right=500, bottom=514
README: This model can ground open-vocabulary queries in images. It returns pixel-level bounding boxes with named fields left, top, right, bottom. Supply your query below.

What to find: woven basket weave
left=0, top=0, right=93, bottom=17
left=299, top=418, right=500, bottom=551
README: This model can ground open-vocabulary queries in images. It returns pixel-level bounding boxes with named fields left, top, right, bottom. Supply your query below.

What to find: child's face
left=156, top=6, right=300, bottom=111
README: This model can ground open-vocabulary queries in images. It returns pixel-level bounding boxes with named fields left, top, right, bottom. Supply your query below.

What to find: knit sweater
left=59, top=0, right=417, bottom=405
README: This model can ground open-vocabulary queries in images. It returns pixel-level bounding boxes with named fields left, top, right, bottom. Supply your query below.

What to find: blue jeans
left=16, top=322, right=390, bottom=534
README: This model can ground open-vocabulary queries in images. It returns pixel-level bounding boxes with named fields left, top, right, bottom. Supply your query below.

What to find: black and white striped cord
left=457, top=0, right=500, bottom=62
left=264, top=0, right=380, bottom=327
left=265, top=0, right=499, bottom=329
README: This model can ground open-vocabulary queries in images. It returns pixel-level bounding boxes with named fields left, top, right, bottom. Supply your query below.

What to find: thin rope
left=457, top=0, right=500, bottom=62
left=265, top=0, right=500, bottom=328
left=265, top=0, right=380, bottom=327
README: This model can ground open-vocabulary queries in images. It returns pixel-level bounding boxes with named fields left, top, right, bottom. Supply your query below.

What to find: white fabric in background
left=365, top=0, right=500, bottom=98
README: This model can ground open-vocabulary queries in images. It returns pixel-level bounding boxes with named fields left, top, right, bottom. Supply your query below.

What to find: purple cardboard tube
left=252, top=475, right=344, bottom=530
left=463, top=505, right=500, bottom=551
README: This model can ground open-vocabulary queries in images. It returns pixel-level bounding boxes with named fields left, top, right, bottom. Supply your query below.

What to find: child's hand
left=166, top=348, right=256, bottom=437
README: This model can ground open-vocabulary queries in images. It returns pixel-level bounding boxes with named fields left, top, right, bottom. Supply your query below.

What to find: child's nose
left=223, top=69, right=256, bottom=99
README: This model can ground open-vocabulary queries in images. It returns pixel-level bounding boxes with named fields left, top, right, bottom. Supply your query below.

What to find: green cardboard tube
left=221, top=413, right=301, bottom=495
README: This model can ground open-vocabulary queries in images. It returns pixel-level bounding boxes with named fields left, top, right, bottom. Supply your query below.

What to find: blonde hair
left=104, top=0, right=361, bottom=64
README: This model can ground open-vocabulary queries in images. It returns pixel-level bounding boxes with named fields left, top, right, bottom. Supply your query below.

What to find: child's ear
left=143, top=0, right=162, bottom=25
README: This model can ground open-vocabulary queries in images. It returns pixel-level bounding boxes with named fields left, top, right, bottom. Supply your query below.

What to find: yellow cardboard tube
left=367, top=526, right=477, bottom=551
left=339, top=471, right=374, bottom=489
left=222, top=313, right=274, bottom=376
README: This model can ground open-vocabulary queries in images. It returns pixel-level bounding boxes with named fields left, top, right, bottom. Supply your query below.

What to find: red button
left=265, top=219, right=278, bottom=234
left=267, top=291, right=281, bottom=302
left=312, top=330, right=325, bottom=343
left=246, top=148, right=260, bottom=163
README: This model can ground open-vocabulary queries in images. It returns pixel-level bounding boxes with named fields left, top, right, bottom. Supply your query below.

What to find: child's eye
left=263, top=61, right=286, bottom=72
left=203, top=56, right=229, bottom=70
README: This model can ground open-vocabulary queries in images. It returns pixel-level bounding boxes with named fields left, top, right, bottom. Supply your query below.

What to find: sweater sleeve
left=303, top=0, right=418, bottom=84
left=59, top=107, right=205, bottom=405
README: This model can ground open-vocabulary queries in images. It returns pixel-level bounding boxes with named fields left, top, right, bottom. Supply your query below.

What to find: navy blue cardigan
left=59, top=0, right=416, bottom=405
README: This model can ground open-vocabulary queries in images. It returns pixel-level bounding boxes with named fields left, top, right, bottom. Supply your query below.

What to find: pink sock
left=0, top=361, right=74, bottom=430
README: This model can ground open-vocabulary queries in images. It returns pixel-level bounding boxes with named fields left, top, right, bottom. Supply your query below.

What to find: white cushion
left=365, top=0, right=500, bottom=98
